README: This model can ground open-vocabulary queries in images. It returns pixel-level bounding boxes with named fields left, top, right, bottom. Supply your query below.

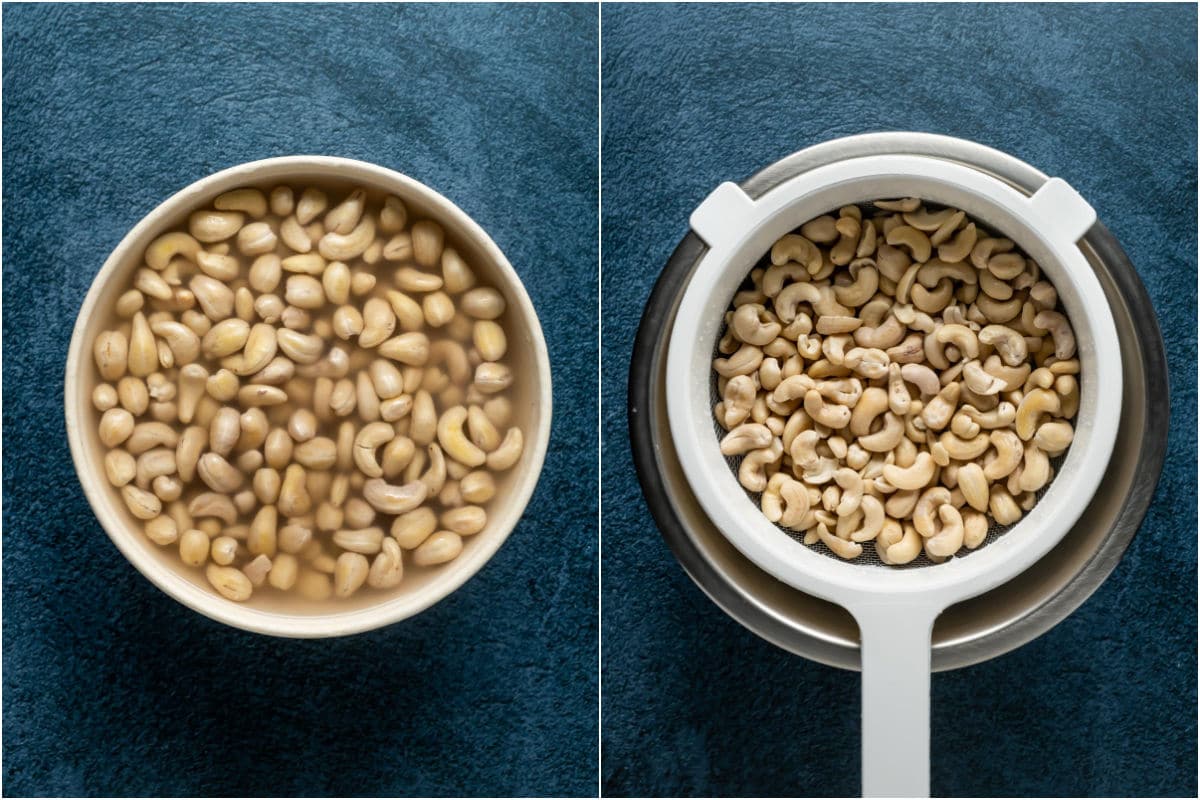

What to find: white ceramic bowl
left=64, top=156, right=552, bottom=637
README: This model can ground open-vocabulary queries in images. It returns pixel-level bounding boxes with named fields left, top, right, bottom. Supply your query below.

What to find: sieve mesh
left=708, top=206, right=1069, bottom=569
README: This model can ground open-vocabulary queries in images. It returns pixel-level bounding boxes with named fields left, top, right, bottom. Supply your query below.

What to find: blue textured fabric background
left=3, top=4, right=597, bottom=797
left=601, top=3, right=1196, bottom=797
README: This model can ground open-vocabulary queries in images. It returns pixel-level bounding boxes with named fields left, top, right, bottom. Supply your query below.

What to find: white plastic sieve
left=665, top=155, right=1122, bottom=796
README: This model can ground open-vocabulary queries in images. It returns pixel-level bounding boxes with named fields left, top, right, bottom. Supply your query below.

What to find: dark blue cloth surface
left=601, top=3, right=1196, bottom=797
left=3, top=4, right=597, bottom=797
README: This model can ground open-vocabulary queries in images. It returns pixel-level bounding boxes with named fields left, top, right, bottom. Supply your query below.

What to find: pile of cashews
left=712, top=198, right=1079, bottom=564
left=92, top=184, right=524, bottom=602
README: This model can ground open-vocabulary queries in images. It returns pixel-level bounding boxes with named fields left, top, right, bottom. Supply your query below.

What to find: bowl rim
left=64, top=155, right=553, bottom=637
left=664, top=153, right=1122, bottom=613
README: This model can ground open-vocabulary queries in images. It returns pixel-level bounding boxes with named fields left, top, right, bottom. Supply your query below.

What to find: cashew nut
left=437, top=406, right=487, bottom=467
left=962, top=360, right=1007, bottom=396
left=770, top=234, right=823, bottom=274
left=721, top=423, right=774, bottom=456
left=858, top=412, right=905, bottom=453
left=899, top=362, right=940, bottom=397
left=738, top=441, right=782, bottom=492
left=983, top=430, right=1023, bottom=480
left=318, top=214, right=375, bottom=261
left=713, top=344, right=763, bottom=378
left=882, top=452, right=935, bottom=491
left=925, top=505, right=965, bottom=557
left=886, top=225, right=932, bottom=263
left=731, top=304, right=782, bottom=345
left=803, top=390, right=850, bottom=429
left=1034, top=420, right=1074, bottom=455
left=362, top=477, right=428, bottom=514
left=1033, top=310, right=1076, bottom=359
left=817, top=523, right=862, bottom=560
left=1015, top=388, right=1061, bottom=440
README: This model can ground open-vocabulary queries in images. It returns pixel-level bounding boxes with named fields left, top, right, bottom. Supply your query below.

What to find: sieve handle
left=853, top=603, right=938, bottom=798
left=1027, top=177, right=1096, bottom=243
left=689, top=182, right=757, bottom=248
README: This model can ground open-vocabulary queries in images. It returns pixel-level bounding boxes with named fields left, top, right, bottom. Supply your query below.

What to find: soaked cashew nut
left=353, top=422, right=396, bottom=478
left=773, top=374, right=816, bottom=404
left=975, top=293, right=1022, bottom=323
left=760, top=472, right=789, bottom=523
left=318, top=214, right=375, bottom=261
left=878, top=520, right=922, bottom=565
left=911, top=279, right=954, bottom=314
left=846, top=387, right=887, bottom=437
left=848, top=495, right=885, bottom=542
left=437, top=406, right=487, bottom=466
left=956, top=462, right=989, bottom=512
left=800, top=215, right=838, bottom=244
left=1018, top=442, right=1052, bottom=492
left=833, top=264, right=878, bottom=308
left=916, top=260, right=974, bottom=287
left=983, top=430, right=1023, bottom=480
left=858, top=412, right=904, bottom=453
left=936, top=431, right=989, bottom=462
left=276, top=329, right=324, bottom=365
left=713, top=344, right=764, bottom=378
left=934, top=324, right=979, bottom=361
left=486, top=428, right=524, bottom=471
left=843, top=347, right=889, bottom=379
left=720, top=423, right=774, bottom=456
left=761, top=262, right=809, bottom=298
left=738, top=440, right=782, bottom=493
left=189, top=210, right=243, bottom=243
left=777, top=476, right=811, bottom=529
left=789, top=429, right=821, bottom=470
left=731, top=304, right=782, bottom=346
left=1015, top=388, right=1061, bottom=440
left=814, top=378, right=862, bottom=407
left=817, top=523, right=862, bottom=560
left=961, top=510, right=988, bottom=549
left=882, top=452, right=935, bottom=491
left=978, top=324, right=1028, bottom=367
left=1033, top=310, right=1076, bottom=359
left=920, top=383, right=960, bottom=432
left=151, top=320, right=201, bottom=365
left=358, top=297, right=397, bottom=349
left=886, top=363, right=911, bottom=415
left=885, top=226, right=931, bottom=263
left=913, top=487, right=952, bottom=537
left=834, top=468, right=864, bottom=516
left=803, top=390, right=850, bottom=429
left=773, top=281, right=821, bottom=323
left=362, top=477, right=428, bottom=515
left=1034, top=420, right=1074, bottom=455
left=188, top=492, right=238, bottom=525
left=770, top=234, right=823, bottom=274
left=900, top=362, right=940, bottom=397
left=854, top=314, right=906, bottom=349
left=989, top=486, right=1023, bottom=525
left=962, top=360, right=1007, bottom=396
left=925, top=505, right=964, bottom=557
left=214, top=188, right=267, bottom=219
left=146, top=232, right=201, bottom=270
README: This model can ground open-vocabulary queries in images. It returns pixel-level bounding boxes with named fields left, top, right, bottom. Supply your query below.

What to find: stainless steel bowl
left=628, top=132, right=1169, bottom=671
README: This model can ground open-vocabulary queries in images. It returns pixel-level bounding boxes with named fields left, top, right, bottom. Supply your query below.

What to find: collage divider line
left=596, top=3, right=604, bottom=797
